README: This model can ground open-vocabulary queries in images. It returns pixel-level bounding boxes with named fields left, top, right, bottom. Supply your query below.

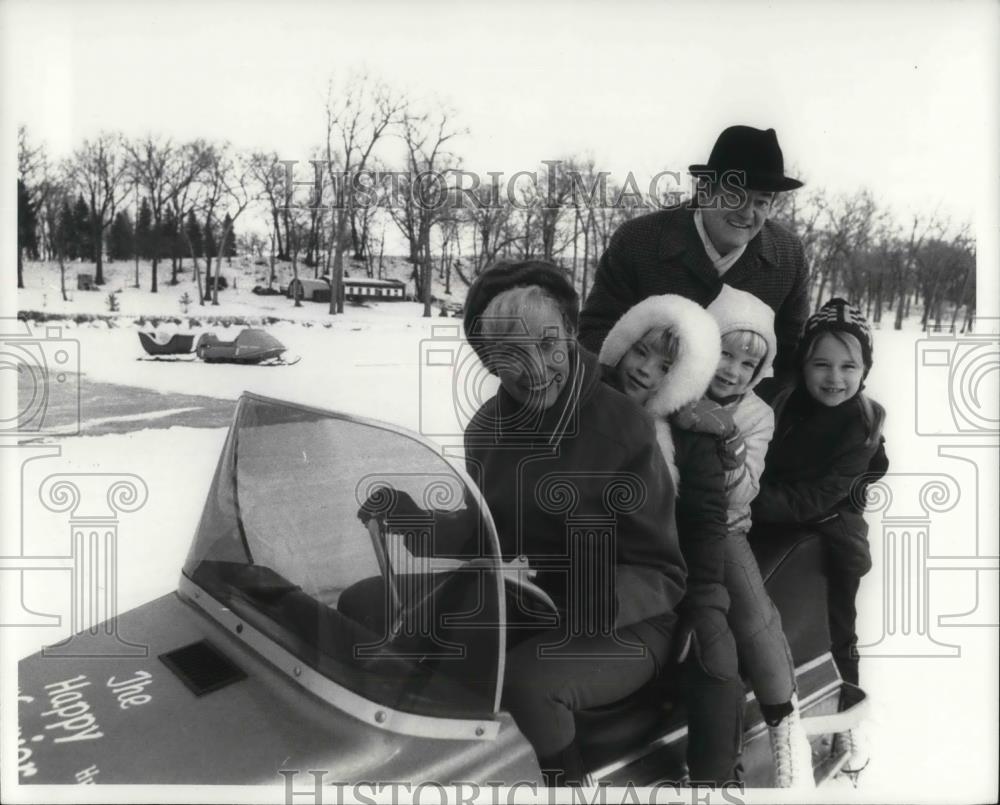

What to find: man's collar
left=693, top=208, right=725, bottom=264
left=661, top=206, right=780, bottom=267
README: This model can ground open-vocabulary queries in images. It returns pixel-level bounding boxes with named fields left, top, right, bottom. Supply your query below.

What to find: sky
left=1, top=0, right=998, bottom=279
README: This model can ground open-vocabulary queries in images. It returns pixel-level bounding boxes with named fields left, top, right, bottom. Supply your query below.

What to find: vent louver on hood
left=159, top=640, right=247, bottom=696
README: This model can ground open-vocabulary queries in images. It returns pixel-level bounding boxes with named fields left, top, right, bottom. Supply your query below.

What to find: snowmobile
left=195, top=328, right=297, bottom=365
left=17, top=393, right=867, bottom=787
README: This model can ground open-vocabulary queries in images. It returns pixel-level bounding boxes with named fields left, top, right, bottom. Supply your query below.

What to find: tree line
left=17, top=75, right=976, bottom=328
left=20, top=191, right=236, bottom=269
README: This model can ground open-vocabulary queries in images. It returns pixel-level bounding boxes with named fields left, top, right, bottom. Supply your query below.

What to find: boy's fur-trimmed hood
left=598, top=294, right=721, bottom=417
left=706, top=285, right=777, bottom=392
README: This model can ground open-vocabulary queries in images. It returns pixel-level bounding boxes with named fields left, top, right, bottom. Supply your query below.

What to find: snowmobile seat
left=748, top=526, right=832, bottom=666
left=574, top=527, right=832, bottom=768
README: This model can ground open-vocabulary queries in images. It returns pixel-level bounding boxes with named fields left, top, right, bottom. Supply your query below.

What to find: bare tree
left=537, top=158, right=584, bottom=263
left=18, top=125, right=47, bottom=187
left=387, top=105, right=463, bottom=317
left=456, top=182, right=518, bottom=283
left=915, top=224, right=973, bottom=331
left=892, top=214, right=933, bottom=330
left=125, top=136, right=203, bottom=292
left=205, top=147, right=256, bottom=305
left=249, top=150, right=288, bottom=260
left=17, top=126, right=48, bottom=288
left=170, top=140, right=214, bottom=301
left=324, top=74, right=405, bottom=314
left=65, top=133, right=131, bottom=285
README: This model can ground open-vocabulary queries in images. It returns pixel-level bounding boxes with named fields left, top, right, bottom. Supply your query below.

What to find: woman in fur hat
left=364, top=260, right=688, bottom=786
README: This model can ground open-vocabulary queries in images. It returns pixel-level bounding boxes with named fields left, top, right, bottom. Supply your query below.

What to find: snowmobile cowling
left=195, top=329, right=287, bottom=363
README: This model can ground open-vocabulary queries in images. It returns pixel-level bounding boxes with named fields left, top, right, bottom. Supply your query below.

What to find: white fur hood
left=598, top=294, right=721, bottom=417
left=706, top=285, right=777, bottom=392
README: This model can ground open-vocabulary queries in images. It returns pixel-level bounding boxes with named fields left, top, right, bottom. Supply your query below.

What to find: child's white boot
left=768, top=696, right=815, bottom=789
left=832, top=725, right=870, bottom=785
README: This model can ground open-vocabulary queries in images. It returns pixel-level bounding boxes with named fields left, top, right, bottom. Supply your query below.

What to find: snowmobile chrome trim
left=742, top=655, right=842, bottom=743
left=178, top=574, right=501, bottom=742
left=802, top=683, right=869, bottom=736
left=739, top=650, right=840, bottom=708
left=589, top=651, right=844, bottom=781
left=233, top=390, right=509, bottom=714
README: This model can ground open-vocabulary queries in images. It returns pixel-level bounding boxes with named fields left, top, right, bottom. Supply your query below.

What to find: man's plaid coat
left=579, top=206, right=810, bottom=382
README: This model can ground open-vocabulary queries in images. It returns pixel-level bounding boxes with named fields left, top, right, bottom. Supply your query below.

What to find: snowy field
left=4, top=264, right=999, bottom=802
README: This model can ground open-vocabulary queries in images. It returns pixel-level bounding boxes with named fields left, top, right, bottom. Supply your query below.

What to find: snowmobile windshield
left=183, top=393, right=505, bottom=720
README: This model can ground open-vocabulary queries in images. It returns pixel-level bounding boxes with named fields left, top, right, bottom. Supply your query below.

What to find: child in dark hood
left=752, top=298, right=889, bottom=777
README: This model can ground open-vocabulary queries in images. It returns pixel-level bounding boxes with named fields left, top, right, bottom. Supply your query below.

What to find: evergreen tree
left=162, top=207, right=182, bottom=283
left=161, top=207, right=179, bottom=259
left=17, top=179, right=38, bottom=289
left=56, top=197, right=75, bottom=258
left=17, top=179, right=39, bottom=258
left=72, top=194, right=92, bottom=260
left=108, top=210, right=134, bottom=261
left=136, top=198, right=154, bottom=259
left=204, top=217, right=218, bottom=260
left=185, top=210, right=203, bottom=257
left=222, top=213, right=237, bottom=262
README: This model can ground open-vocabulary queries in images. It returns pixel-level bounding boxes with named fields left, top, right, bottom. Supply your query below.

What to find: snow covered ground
left=17, top=255, right=466, bottom=322
left=4, top=262, right=999, bottom=802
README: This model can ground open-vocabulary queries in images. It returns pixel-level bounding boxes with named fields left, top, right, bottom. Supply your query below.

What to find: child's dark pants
left=826, top=569, right=862, bottom=686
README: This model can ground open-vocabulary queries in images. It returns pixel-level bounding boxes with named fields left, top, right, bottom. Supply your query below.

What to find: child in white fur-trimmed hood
left=599, top=294, right=744, bottom=785
left=599, top=287, right=813, bottom=789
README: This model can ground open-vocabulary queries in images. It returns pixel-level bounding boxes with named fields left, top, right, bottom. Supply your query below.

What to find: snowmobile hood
left=17, top=393, right=534, bottom=785
left=17, top=589, right=530, bottom=785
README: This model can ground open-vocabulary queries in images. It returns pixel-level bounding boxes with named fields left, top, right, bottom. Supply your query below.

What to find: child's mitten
left=671, top=399, right=746, bottom=470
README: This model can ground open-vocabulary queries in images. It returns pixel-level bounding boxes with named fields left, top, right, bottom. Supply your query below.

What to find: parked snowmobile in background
left=17, top=394, right=867, bottom=787
left=137, top=329, right=296, bottom=365
left=195, top=329, right=294, bottom=364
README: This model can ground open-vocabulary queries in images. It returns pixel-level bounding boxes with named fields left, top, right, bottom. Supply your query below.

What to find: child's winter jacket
left=753, top=385, right=888, bottom=576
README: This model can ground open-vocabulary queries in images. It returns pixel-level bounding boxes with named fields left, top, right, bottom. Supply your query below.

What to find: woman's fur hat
left=462, top=260, right=578, bottom=371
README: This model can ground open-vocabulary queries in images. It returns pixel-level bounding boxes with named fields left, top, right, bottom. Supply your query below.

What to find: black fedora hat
left=689, top=125, right=803, bottom=192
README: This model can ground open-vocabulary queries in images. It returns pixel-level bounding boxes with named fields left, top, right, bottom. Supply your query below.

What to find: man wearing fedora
left=579, top=125, right=809, bottom=386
